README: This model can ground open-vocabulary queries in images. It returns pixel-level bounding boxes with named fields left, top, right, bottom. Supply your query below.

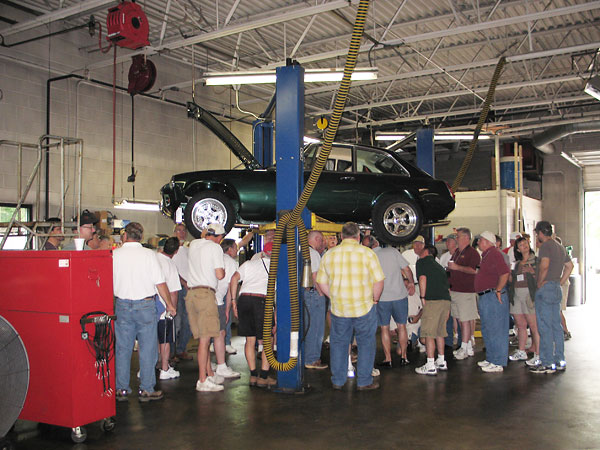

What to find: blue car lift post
left=267, top=63, right=310, bottom=393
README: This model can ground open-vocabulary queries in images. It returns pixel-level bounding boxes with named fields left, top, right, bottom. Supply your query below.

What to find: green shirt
left=416, top=255, right=451, bottom=301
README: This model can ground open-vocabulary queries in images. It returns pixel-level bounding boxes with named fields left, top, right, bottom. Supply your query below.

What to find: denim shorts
left=377, top=298, right=408, bottom=326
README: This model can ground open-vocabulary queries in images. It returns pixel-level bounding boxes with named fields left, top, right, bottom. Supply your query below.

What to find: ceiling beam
left=264, top=1, right=600, bottom=68
left=339, top=94, right=594, bottom=129
left=83, top=0, right=353, bottom=72
left=310, top=73, right=591, bottom=116
left=0, top=0, right=115, bottom=36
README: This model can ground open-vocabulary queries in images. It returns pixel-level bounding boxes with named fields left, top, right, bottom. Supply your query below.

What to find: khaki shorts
left=420, top=300, right=451, bottom=338
left=185, top=288, right=220, bottom=339
left=450, top=291, right=479, bottom=321
left=510, top=287, right=535, bottom=315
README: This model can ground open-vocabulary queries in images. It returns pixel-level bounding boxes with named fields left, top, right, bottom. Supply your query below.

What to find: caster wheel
left=71, top=426, right=87, bottom=443
left=100, top=417, right=116, bottom=433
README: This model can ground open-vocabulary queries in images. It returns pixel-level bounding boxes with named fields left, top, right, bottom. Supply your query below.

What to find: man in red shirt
left=474, top=231, right=510, bottom=373
left=447, top=227, right=480, bottom=360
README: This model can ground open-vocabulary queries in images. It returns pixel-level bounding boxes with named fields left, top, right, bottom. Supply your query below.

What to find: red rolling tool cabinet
left=0, top=250, right=116, bottom=443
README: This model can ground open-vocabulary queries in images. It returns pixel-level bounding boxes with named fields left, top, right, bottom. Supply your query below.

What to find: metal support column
left=416, top=128, right=435, bottom=177
left=274, top=64, right=309, bottom=392
left=253, top=120, right=273, bottom=168
left=416, top=128, right=435, bottom=243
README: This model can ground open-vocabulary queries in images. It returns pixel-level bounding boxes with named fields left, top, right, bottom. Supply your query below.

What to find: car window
left=356, top=148, right=409, bottom=176
left=303, top=145, right=353, bottom=172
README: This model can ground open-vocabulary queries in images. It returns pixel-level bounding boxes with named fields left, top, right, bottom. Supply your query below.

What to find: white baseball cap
left=510, top=231, right=521, bottom=240
left=479, top=231, right=496, bottom=245
left=206, top=223, right=226, bottom=236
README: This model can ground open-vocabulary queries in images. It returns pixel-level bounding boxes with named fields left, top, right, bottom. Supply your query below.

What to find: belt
left=240, top=293, right=266, bottom=298
left=189, top=285, right=216, bottom=293
left=478, top=288, right=504, bottom=296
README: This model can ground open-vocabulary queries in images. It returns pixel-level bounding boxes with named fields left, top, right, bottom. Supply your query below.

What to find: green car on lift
left=160, top=142, right=455, bottom=245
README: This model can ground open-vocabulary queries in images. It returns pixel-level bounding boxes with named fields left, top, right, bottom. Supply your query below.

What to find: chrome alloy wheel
left=382, top=201, right=419, bottom=238
left=190, top=197, right=228, bottom=231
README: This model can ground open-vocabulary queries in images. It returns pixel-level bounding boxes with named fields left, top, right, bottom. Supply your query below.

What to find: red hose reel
left=106, top=1, right=149, bottom=49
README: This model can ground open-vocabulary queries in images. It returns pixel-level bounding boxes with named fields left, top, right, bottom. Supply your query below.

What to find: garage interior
left=1, top=0, right=600, bottom=448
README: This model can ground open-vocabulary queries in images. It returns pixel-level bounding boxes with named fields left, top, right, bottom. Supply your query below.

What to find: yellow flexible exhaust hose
left=263, top=0, right=371, bottom=371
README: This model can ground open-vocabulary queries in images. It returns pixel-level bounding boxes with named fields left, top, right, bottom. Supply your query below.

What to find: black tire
left=183, top=191, right=236, bottom=239
left=371, top=197, right=423, bottom=246
left=71, top=427, right=87, bottom=444
left=100, top=417, right=116, bottom=433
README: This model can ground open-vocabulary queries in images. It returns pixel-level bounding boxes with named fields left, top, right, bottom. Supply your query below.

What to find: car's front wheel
left=371, top=197, right=423, bottom=245
left=184, top=191, right=235, bottom=238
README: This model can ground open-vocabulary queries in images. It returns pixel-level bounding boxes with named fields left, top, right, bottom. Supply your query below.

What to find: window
left=0, top=204, right=32, bottom=250
left=356, top=148, right=409, bottom=176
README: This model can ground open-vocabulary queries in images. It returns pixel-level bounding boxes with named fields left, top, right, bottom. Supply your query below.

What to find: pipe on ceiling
left=531, top=122, right=600, bottom=154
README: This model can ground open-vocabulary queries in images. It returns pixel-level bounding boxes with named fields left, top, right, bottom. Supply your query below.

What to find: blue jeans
left=175, top=286, right=192, bottom=354
left=115, top=298, right=158, bottom=393
left=535, top=281, right=564, bottom=366
left=330, top=306, right=377, bottom=388
left=303, top=288, right=326, bottom=364
left=478, top=291, right=509, bottom=366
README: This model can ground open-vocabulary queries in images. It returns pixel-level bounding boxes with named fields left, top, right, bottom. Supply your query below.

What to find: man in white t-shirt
left=171, top=223, right=193, bottom=361
left=402, top=236, right=425, bottom=348
left=229, top=242, right=276, bottom=388
left=156, top=237, right=182, bottom=380
left=113, top=222, right=175, bottom=402
left=211, top=238, right=241, bottom=379
left=304, top=230, right=328, bottom=370
left=187, top=223, right=226, bottom=392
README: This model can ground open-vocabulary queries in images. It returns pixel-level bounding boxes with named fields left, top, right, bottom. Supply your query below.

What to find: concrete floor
left=10, top=302, right=600, bottom=450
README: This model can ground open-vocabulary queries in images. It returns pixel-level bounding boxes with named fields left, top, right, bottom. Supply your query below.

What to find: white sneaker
left=477, top=360, right=491, bottom=367
left=196, top=378, right=224, bottom=392
left=159, top=366, right=180, bottom=380
left=208, top=374, right=225, bottom=385
left=453, top=347, right=469, bottom=360
left=526, top=354, right=541, bottom=367
left=209, top=343, right=215, bottom=353
left=435, top=359, right=448, bottom=371
left=417, top=342, right=426, bottom=353
left=348, top=365, right=355, bottom=378
left=467, top=345, right=474, bottom=357
left=509, top=349, right=528, bottom=361
left=211, top=362, right=217, bottom=371
left=371, top=368, right=380, bottom=377
left=225, top=345, right=237, bottom=354
left=415, top=364, right=437, bottom=376
left=216, top=365, right=241, bottom=379
left=481, top=363, right=504, bottom=373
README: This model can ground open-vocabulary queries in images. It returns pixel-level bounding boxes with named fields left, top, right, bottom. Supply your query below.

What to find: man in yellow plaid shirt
left=317, top=222, right=385, bottom=391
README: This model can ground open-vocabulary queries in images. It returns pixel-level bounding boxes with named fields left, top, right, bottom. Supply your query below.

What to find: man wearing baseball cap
left=187, top=223, right=226, bottom=392
left=63, top=210, right=98, bottom=250
left=474, top=231, right=510, bottom=373
left=503, top=231, right=522, bottom=265
left=529, top=221, right=573, bottom=374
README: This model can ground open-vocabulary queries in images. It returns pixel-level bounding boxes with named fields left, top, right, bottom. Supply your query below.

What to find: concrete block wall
left=1, top=29, right=257, bottom=240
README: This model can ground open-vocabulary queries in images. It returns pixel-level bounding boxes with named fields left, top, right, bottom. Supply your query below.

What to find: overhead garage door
left=584, top=165, right=600, bottom=191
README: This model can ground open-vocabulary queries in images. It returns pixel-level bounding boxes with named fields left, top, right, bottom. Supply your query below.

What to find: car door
left=304, top=144, right=359, bottom=220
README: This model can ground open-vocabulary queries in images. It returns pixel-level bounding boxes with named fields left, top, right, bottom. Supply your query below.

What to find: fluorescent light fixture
left=560, top=151, right=583, bottom=168
left=114, top=199, right=160, bottom=212
left=375, top=132, right=491, bottom=141
left=375, top=134, right=406, bottom=141
left=205, top=67, right=378, bottom=85
left=303, top=136, right=321, bottom=144
left=584, top=76, right=600, bottom=101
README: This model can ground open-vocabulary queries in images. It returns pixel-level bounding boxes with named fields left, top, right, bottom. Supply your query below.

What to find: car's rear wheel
left=371, top=197, right=422, bottom=245
left=184, top=191, right=236, bottom=238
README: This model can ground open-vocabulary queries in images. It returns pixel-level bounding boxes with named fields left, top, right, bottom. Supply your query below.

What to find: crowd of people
left=46, top=211, right=575, bottom=398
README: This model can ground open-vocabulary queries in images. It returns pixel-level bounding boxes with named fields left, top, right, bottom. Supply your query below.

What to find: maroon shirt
left=448, top=245, right=480, bottom=293
left=474, top=247, right=509, bottom=292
